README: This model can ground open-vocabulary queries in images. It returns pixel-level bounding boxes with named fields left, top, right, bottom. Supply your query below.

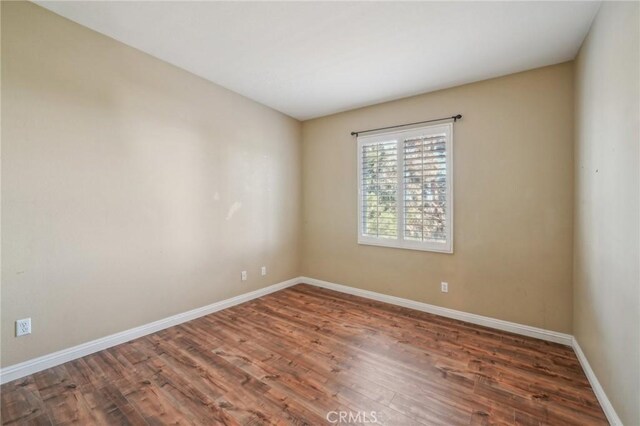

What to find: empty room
left=1, top=1, right=638, bottom=425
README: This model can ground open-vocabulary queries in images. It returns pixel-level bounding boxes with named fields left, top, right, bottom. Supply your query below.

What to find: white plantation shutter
left=358, top=123, right=453, bottom=253
left=360, top=140, right=398, bottom=239
left=403, top=133, right=448, bottom=243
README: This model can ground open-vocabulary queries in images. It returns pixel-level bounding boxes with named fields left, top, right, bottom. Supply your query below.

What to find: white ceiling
left=36, top=1, right=600, bottom=120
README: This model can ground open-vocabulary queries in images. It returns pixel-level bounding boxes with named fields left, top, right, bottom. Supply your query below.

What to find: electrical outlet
left=241, top=271, right=247, bottom=281
left=441, top=282, right=449, bottom=293
left=16, top=318, right=31, bottom=337
left=261, top=266, right=267, bottom=276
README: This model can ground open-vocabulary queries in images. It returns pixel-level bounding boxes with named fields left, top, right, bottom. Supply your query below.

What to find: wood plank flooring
left=1, top=284, right=607, bottom=425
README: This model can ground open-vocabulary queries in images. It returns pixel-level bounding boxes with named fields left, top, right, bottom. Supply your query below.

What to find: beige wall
left=574, top=2, right=640, bottom=424
left=1, top=2, right=302, bottom=367
left=302, top=63, right=575, bottom=333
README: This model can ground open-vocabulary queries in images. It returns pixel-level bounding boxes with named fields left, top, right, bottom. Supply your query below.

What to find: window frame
left=357, top=122, right=454, bottom=254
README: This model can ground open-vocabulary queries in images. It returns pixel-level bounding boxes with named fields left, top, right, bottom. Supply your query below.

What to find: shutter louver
left=361, top=141, right=398, bottom=239
left=403, top=134, right=448, bottom=243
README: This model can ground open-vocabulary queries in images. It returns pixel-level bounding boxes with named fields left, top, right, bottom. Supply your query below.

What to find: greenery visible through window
left=362, top=141, right=397, bottom=239
left=403, top=134, right=447, bottom=242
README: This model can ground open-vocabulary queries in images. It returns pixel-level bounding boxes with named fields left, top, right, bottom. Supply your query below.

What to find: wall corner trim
left=572, top=337, right=623, bottom=426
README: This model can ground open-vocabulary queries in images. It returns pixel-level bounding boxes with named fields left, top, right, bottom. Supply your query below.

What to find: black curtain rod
left=350, top=114, right=462, bottom=137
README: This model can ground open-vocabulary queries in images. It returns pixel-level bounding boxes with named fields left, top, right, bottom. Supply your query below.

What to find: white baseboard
left=572, top=338, right=622, bottom=426
left=0, top=278, right=299, bottom=385
left=299, top=276, right=573, bottom=346
left=300, top=277, right=623, bottom=425
left=1, top=275, right=619, bottom=426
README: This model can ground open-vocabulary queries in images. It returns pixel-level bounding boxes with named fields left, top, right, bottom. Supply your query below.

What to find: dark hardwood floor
left=1, top=284, right=607, bottom=425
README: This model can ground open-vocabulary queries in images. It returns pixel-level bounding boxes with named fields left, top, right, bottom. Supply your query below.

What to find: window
left=357, top=123, right=453, bottom=253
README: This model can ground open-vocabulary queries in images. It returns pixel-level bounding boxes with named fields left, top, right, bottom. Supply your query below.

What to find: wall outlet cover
left=16, top=318, right=31, bottom=337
